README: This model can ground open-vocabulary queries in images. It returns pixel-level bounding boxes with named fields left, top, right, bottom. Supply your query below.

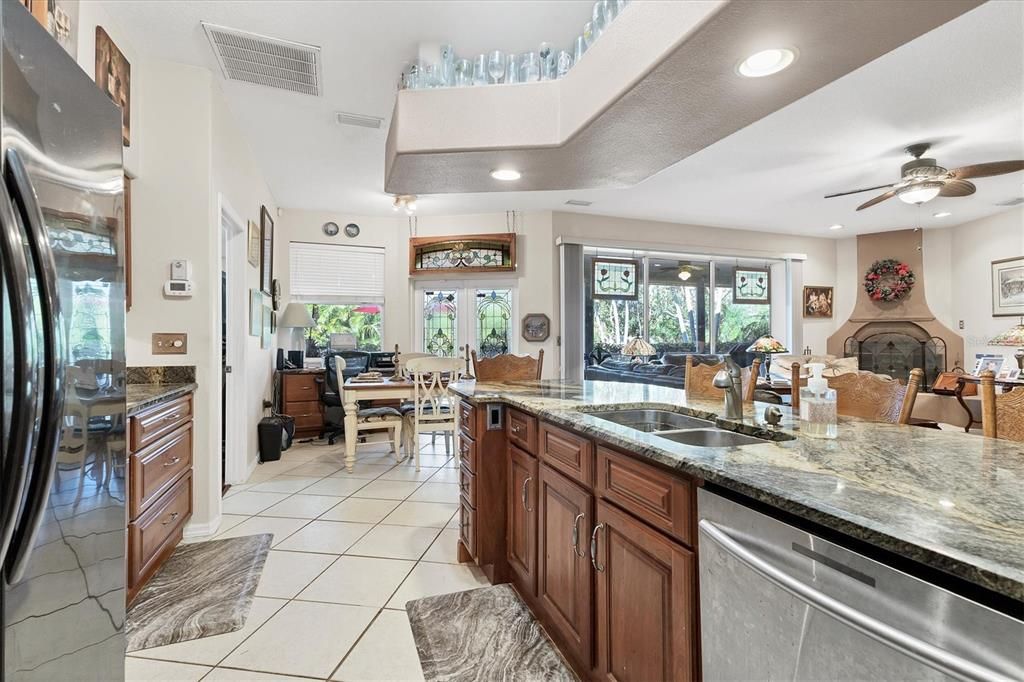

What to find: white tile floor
left=127, top=435, right=485, bottom=682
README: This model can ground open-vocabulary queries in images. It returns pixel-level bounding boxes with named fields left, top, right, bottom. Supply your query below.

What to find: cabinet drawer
left=459, top=400, right=476, bottom=439
left=283, top=374, right=319, bottom=402
left=130, top=393, right=193, bottom=451
left=128, top=472, right=192, bottom=589
left=459, top=464, right=477, bottom=509
left=283, top=400, right=321, bottom=420
left=540, top=422, right=594, bottom=487
left=458, top=434, right=478, bottom=474
left=507, top=409, right=538, bottom=454
left=129, top=422, right=192, bottom=519
left=596, top=446, right=694, bottom=546
left=458, top=498, right=476, bottom=560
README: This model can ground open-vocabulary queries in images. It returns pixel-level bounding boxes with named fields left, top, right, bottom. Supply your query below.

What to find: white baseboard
left=183, top=514, right=223, bottom=540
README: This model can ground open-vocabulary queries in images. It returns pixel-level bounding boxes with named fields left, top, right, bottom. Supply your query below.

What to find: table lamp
left=279, top=303, right=316, bottom=366
left=988, top=318, right=1024, bottom=370
left=622, top=337, right=656, bottom=365
left=746, top=335, right=789, bottom=379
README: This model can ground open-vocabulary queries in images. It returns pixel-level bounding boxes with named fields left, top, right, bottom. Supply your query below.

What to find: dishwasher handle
left=698, top=519, right=1015, bottom=682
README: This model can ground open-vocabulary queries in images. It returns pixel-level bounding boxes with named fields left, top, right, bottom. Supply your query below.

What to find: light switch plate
left=152, top=333, right=188, bottom=354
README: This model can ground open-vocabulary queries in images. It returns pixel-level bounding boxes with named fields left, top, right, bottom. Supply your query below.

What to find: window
left=69, top=281, right=112, bottom=362
left=289, top=242, right=385, bottom=356
left=648, top=258, right=710, bottom=353
left=475, top=289, right=512, bottom=358
left=423, top=290, right=458, bottom=356
left=416, top=284, right=516, bottom=358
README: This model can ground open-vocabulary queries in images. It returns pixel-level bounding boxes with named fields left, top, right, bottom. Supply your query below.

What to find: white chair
left=334, top=356, right=405, bottom=461
left=402, top=356, right=463, bottom=471
left=395, top=351, right=432, bottom=376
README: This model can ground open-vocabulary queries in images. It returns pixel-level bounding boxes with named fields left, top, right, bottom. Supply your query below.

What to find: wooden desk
left=955, top=375, right=1024, bottom=432
left=342, top=378, right=416, bottom=473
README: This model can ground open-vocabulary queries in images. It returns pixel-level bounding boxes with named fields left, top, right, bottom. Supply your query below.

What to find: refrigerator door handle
left=3, top=148, right=67, bottom=584
left=0, top=156, right=38, bottom=570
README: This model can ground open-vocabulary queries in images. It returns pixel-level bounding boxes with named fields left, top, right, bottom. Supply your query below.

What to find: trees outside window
left=304, top=304, right=382, bottom=356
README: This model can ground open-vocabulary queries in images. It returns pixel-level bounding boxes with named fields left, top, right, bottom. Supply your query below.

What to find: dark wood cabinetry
left=508, top=444, right=538, bottom=597
left=456, top=400, right=507, bottom=583
left=276, top=370, right=324, bottom=439
left=594, top=499, right=696, bottom=682
left=538, top=463, right=594, bottom=670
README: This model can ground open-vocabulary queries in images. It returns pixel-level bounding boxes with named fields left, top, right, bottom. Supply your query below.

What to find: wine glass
left=472, top=54, right=487, bottom=85
left=487, top=50, right=506, bottom=84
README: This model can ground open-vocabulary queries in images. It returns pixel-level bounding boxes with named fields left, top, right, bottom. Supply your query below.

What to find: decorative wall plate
left=344, top=222, right=361, bottom=238
left=322, top=221, right=339, bottom=237
left=521, top=313, right=551, bottom=342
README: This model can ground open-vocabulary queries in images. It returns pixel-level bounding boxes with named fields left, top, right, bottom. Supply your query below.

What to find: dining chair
left=403, top=356, right=463, bottom=470
left=471, top=349, right=544, bottom=381
left=395, top=351, right=432, bottom=376
left=824, top=369, right=924, bottom=424
left=683, top=355, right=760, bottom=401
left=332, top=356, right=405, bottom=460
left=980, top=371, right=1024, bottom=441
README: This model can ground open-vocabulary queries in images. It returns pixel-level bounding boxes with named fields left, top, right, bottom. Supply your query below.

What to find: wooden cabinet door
left=507, top=445, right=538, bottom=597
left=594, top=499, right=696, bottom=682
left=538, top=463, right=593, bottom=669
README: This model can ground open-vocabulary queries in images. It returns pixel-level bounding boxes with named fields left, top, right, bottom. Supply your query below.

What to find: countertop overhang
left=450, top=379, right=1024, bottom=604
left=126, top=382, right=197, bottom=416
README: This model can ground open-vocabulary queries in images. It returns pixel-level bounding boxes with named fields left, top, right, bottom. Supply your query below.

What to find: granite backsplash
left=127, top=366, right=197, bottom=385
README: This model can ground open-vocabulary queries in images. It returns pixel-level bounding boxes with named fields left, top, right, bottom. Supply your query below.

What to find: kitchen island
left=449, top=378, right=1023, bottom=680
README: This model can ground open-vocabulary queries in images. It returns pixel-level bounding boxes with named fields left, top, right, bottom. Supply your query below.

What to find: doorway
left=414, top=281, right=518, bottom=360
left=218, top=195, right=246, bottom=493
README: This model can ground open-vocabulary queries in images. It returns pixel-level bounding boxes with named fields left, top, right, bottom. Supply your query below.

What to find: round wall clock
left=322, top=221, right=340, bottom=237
left=344, top=223, right=361, bottom=238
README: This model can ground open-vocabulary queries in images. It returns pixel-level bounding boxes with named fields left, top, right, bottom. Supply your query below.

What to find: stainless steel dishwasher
left=697, top=489, right=1023, bottom=681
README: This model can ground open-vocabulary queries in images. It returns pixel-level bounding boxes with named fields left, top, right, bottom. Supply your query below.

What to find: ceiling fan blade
left=856, top=189, right=898, bottom=211
left=951, top=160, right=1024, bottom=180
left=939, top=179, right=976, bottom=197
left=824, top=183, right=895, bottom=199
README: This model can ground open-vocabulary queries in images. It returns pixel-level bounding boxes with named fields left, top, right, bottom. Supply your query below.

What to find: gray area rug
left=126, top=534, right=272, bottom=652
left=406, top=584, right=577, bottom=682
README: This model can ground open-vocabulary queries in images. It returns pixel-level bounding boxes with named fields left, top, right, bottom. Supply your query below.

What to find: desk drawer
left=459, top=435, right=478, bottom=474
left=540, top=422, right=594, bottom=487
left=283, top=373, right=319, bottom=402
left=459, top=401, right=476, bottom=439
left=507, top=409, right=538, bottom=454
left=128, top=472, right=192, bottom=589
left=130, top=423, right=192, bottom=519
left=459, top=464, right=477, bottom=508
left=130, top=394, right=193, bottom=451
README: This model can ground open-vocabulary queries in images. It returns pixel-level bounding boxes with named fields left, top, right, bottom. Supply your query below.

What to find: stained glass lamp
left=988, top=318, right=1024, bottom=370
left=746, top=335, right=789, bottom=379
left=622, top=337, right=656, bottom=364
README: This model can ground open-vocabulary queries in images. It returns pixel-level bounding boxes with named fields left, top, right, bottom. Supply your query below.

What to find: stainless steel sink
left=587, top=409, right=714, bottom=432
left=656, top=429, right=766, bottom=447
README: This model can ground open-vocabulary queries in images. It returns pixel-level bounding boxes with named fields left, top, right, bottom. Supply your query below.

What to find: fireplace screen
left=844, top=326, right=946, bottom=389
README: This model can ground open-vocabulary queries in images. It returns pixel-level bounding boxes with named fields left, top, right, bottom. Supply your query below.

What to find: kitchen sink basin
left=587, top=409, right=714, bottom=433
left=656, top=429, right=766, bottom=447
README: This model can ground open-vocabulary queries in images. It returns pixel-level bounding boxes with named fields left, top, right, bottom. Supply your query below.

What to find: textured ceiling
left=105, top=1, right=1024, bottom=237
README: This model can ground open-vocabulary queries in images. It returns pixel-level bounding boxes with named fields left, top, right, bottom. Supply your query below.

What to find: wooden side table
left=277, top=369, right=325, bottom=439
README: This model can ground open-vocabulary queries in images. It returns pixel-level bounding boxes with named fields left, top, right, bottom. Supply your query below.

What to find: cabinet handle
left=571, top=513, right=586, bottom=558
left=590, top=523, right=605, bottom=572
left=163, top=457, right=181, bottom=467
left=511, top=422, right=523, bottom=434
left=162, top=511, right=180, bottom=526
left=521, top=476, right=533, bottom=513
left=161, top=413, right=182, bottom=423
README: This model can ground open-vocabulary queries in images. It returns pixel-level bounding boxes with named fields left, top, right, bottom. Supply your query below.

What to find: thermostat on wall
left=164, top=280, right=193, bottom=297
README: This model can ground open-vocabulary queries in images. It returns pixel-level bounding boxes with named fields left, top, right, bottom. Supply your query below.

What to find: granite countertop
left=450, top=379, right=1024, bottom=603
left=126, top=382, right=198, bottom=416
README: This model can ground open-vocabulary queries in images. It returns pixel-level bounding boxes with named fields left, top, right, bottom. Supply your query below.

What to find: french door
left=415, top=282, right=517, bottom=358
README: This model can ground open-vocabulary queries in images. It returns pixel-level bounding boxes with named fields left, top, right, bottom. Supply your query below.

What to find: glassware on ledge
left=520, top=51, right=540, bottom=82
left=421, top=61, right=438, bottom=88
left=616, top=0, right=630, bottom=15
left=487, top=50, right=506, bottom=84
left=506, top=53, right=520, bottom=84
left=592, top=0, right=609, bottom=36
left=454, top=58, right=472, bottom=87
left=573, top=35, right=587, bottom=64
left=556, top=49, right=573, bottom=78
left=538, top=42, right=555, bottom=80
left=439, top=43, right=455, bottom=87
left=605, top=0, right=619, bottom=25
left=472, top=54, right=488, bottom=85
left=583, top=21, right=596, bottom=48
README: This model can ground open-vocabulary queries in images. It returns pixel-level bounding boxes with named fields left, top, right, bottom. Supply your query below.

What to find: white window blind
left=289, top=242, right=385, bottom=304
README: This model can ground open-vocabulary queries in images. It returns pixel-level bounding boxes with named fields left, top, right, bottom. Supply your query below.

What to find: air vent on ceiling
left=995, top=197, right=1024, bottom=207
left=202, top=22, right=322, bottom=96
left=336, top=111, right=383, bottom=129
left=565, top=199, right=593, bottom=206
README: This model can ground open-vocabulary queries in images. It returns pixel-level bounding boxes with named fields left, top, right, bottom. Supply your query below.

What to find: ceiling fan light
left=678, top=269, right=692, bottom=281
left=897, top=182, right=942, bottom=205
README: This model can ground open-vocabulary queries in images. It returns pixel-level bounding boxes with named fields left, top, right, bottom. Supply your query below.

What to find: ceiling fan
left=825, top=143, right=1024, bottom=211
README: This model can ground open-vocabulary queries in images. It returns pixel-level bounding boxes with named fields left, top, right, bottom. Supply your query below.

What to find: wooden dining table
left=955, top=374, right=1024, bottom=432
left=341, top=376, right=416, bottom=473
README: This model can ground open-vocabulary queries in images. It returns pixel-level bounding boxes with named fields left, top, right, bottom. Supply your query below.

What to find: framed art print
left=260, top=205, right=274, bottom=295
left=992, top=256, right=1024, bottom=317
left=247, top=220, right=260, bottom=268
left=803, top=286, right=834, bottom=318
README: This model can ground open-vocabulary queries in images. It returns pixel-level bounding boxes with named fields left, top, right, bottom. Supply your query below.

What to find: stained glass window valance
left=410, top=233, right=516, bottom=275
left=592, top=257, right=638, bottom=300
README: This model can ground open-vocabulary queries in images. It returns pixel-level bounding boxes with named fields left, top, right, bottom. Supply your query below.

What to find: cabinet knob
left=162, top=511, right=180, bottom=526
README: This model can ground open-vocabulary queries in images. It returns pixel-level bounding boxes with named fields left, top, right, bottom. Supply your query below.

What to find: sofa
left=584, top=349, right=755, bottom=389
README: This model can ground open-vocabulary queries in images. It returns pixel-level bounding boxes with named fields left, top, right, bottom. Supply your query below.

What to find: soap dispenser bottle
left=799, top=362, right=837, bottom=439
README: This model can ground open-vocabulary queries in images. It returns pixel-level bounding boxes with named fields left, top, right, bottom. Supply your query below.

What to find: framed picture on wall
left=261, top=302, right=273, bottom=349
left=992, top=256, right=1024, bottom=317
left=247, top=220, right=260, bottom=268
left=260, top=205, right=274, bottom=295
left=733, top=267, right=770, bottom=304
left=803, top=286, right=833, bottom=318
left=249, top=289, right=262, bottom=336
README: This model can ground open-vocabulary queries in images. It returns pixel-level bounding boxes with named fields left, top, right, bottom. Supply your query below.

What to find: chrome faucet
left=712, top=358, right=744, bottom=420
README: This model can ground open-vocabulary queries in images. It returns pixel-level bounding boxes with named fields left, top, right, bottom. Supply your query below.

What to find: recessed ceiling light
left=932, top=211, right=952, bottom=218
left=829, top=224, right=844, bottom=231
left=490, top=169, right=521, bottom=181
left=738, top=48, right=796, bottom=78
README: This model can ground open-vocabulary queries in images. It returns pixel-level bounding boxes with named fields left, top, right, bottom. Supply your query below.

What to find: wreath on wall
left=863, top=259, right=915, bottom=302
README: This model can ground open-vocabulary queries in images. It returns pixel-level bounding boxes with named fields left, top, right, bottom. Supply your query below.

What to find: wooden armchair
left=683, top=356, right=761, bottom=401
left=980, top=371, right=1024, bottom=441
left=821, top=369, right=923, bottom=424
left=471, top=349, right=544, bottom=381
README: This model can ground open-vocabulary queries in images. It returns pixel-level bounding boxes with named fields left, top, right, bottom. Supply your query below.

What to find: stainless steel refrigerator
left=1, top=2, right=126, bottom=680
